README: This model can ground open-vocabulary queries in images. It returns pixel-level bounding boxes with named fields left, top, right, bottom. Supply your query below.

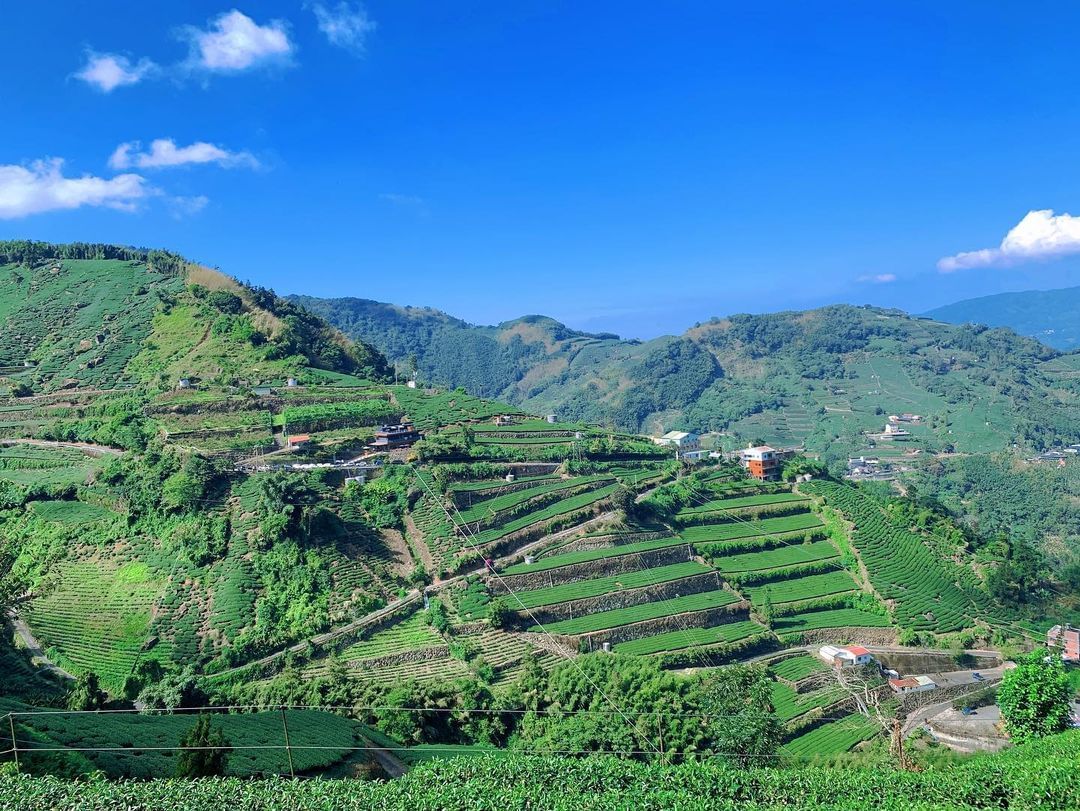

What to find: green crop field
left=334, top=612, right=443, bottom=664
left=710, top=539, right=840, bottom=572
left=468, top=484, right=620, bottom=546
left=17, top=709, right=363, bottom=778
left=502, top=535, right=685, bottom=575
left=772, top=608, right=891, bottom=633
left=449, top=474, right=560, bottom=494
left=537, top=589, right=740, bottom=635
left=23, top=556, right=164, bottom=690
left=613, top=619, right=765, bottom=655
left=744, top=570, right=859, bottom=606
left=27, top=500, right=119, bottom=524
left=770, top=681, right=845, bottom=722
left=780, top=713, right=880, bottom=758
left=769, top=654, right=826, bottom=683
left=0, top=445, right=105, bottom=487
left=680, top=512, right=823, bottom=544
left=801, top=480, right=986, bottom=632
left=512, top=561, right=712, bottom=609
left=457, top=475, right=610, bottom=523
left=677, top=491, right=808, bottom=517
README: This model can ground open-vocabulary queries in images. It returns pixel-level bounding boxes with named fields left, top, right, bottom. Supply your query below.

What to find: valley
left=0, top=243, right=1077, bottom=781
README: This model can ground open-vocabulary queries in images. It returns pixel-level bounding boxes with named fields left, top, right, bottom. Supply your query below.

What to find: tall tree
left=175, top=714, right=232, bottom=778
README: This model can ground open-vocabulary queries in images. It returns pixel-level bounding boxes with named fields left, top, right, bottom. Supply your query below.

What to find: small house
left=369, top=422, right=423, bottom=449
left=177, top=378, right=192, bottom=390
left=658, top=431, right=701, bottom=454
left=889, top=675, right=937, bottom=694
left=1047, top=625, right=1080, bottom=662
left=495, top=415, right=516, bottom=427
left=288, top=434, right=312, bottom=448
left=819, top=645, right=874, bottom=668
left=545, top=414, right=558, bottom=424
left=286, top=377, right=299, bottom=387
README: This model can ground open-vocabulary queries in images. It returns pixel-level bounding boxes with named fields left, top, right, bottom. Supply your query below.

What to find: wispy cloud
left=938, top=209, right=1080, bottom=272
left=0, top=158, right=152, bottom=219
left=167, top=195, right=210, bottom=218
left=857, top=273, right=897, bottom=284
left=109, top=138, right=259, bottom=170
left=74, top=51, right=157, bottom=92
left=309, top=2, right=376, bottom=53
left=379, top=193, right=428, bottom=215
left=182, top=10, right=294, bottom=73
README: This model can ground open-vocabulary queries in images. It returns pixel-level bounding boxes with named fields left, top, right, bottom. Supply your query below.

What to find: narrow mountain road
left=5, top=609, right=75, bottom=682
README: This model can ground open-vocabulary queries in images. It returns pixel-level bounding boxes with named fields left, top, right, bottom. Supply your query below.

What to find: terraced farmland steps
left=4, top=607, right=75, bottom=682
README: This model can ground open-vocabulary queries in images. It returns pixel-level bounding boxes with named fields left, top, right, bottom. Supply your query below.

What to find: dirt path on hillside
left=5, top=609, right=75, bottom=682
left=0, top=438, right=122, bottom=457
left=403, top=514, right=436, bottom=578
left=380, top=528, right=415, bottom=578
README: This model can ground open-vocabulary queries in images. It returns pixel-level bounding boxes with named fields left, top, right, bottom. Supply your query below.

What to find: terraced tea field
left=502, top=535, right=687, bottom=575
left=800, top=480, right=984, bottom=633
left=709, top=539, right=840, bottom=573
left=744, top=571, right=860, bottom=606
left=769, top=681, right=845, bottom=722
left=537, top=589, right=741, bottom=635
left=0, top=443, right=106, bottom=487
left=511, top=562, right=712, bottom=609
left=23, top=555, right=165, bottom=690
left=769, top=654, right=826, bottom=683
left=772, top=607, right=891, bottom=633
left=680, top=512, right=824, bottom=545
left=780, top=713, right=880, bottom=758
left=613, top=619, right=765, bottom=655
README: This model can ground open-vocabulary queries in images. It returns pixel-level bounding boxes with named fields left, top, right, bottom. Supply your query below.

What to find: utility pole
left=8, top=714, right=19, bottom=773
left=280, top=707, right=296, bottom=779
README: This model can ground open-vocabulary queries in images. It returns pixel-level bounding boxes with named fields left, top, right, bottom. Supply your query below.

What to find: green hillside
left=2, top=242, right=1075, bottom=781
left=296, top=296, right=1080, bottom=456
left=924, top=285, right=1080, bottom=351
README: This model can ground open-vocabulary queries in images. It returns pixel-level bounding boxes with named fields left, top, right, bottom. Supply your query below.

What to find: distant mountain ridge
left=293, top=294, right=1080, bottom=459
left=923, top=286, right=1080, bottom=351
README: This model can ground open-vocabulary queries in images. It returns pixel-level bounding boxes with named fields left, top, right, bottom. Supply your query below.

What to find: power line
left=406, top=464, right=663, bottom=756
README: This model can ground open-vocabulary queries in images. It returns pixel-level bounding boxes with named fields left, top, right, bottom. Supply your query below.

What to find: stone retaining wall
left=518, top=572, right=723, bottom=625
left=582, top=603, right=752, bottom=647
left=548, top=531, right=673, bottom=555
left=496, top=543, right=692, bottom=592
left=785, top=626, right=899, bottom=647
left=347, top=644, right=450, bottom=671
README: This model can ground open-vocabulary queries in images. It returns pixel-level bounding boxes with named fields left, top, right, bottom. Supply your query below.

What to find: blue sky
left=3, top=2, right=1080, bottom=338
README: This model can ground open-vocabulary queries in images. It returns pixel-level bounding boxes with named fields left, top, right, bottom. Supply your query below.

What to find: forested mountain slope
left=924, top=285, right=1080, bottom=351
left=296, top=296, right=1080, bottom=458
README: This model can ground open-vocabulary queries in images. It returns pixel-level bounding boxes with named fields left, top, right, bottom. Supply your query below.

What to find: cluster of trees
left=0, top=240, right=190, bottom=276
left=217, top=652, right=780, bottom=763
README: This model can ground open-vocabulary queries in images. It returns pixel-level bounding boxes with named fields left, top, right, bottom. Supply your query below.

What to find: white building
left=657, top=431, right=701, bottom=453
left=889, top=675, right=937, bottom=694
left=818, top=645, right=874, bottom=667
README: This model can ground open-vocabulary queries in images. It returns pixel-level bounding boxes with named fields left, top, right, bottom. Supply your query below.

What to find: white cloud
left=938, top=209, right=1080, bottom=272
left=857, top=273, right=897, bottom=284
left=309, top=2, right=376, bottom=52
left=0, top=159, right=152, bottom=219
left=183, top=10, right=294, bottom=72
left=74, top=52, right=156, bottom=92
left=167, top=195, right=210, bottom=218
left=109, top=138, right=259, bottom=170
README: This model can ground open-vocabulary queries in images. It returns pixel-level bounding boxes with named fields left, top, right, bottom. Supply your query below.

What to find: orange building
left=740, top=445, right=782, bottom=481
